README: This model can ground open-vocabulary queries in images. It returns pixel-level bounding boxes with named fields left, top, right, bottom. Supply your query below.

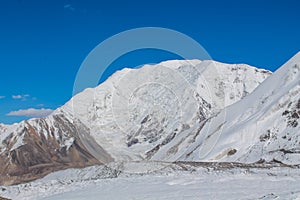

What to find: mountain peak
left=0, top=58, right=280, bottom=186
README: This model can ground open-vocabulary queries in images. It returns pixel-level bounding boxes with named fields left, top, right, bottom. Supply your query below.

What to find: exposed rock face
left=0, top=115, right=112, bottom=186
left=0, top=196, right=11, bottom=200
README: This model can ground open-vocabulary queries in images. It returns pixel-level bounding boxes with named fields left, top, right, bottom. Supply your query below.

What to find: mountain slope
left=59, top=59, right=271, bottom=162
left=0, top=114, right=110, bottom=185
left=183, top=52, right=300, bottom=165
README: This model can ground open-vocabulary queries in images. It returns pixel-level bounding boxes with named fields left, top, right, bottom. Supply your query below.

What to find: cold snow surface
left=2, top=162, right=300, bottom=200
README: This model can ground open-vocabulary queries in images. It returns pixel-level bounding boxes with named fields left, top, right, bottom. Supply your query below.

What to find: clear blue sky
left=0, top=0, right=300, bottom=124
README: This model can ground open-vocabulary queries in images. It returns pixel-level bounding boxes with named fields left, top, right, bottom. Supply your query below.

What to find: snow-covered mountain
left=184, top=52, right=300, bottom=165
left=0, top=115, right=106, bottom=185
left=58, top=59, right=270, bottom=162
left=5, top=55, right=298, bottom=186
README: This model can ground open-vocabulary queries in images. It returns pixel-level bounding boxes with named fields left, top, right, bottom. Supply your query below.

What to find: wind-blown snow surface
left=1, top=162, right=300, bottom=200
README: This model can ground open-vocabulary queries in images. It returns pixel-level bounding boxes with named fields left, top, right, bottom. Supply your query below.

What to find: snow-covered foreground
left=1, top=162, right=300, bottom=200
left=42, top=173, right=300, bottom=200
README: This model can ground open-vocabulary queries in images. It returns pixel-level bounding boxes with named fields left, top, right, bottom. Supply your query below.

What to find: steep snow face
left=186, top=52, right=300, bottom=165
left=59, top=60, right=270, bottom=161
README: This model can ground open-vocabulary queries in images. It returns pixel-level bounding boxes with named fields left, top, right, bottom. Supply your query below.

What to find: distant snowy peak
left=62, top=59, right=271, bottom=117
left=59, top=59, right=271, bottom=162
left=62, top=59, right=271, bottom=121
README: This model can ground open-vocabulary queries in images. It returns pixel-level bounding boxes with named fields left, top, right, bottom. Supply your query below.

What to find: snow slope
left=183, top=52, right=300, bottom=165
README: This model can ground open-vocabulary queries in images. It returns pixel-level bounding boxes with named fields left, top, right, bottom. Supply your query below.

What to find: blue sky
left=0, top=0, right=300, bottom=124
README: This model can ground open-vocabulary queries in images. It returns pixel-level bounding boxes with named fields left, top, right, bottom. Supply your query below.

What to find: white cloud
left=64, top=4, right=75, bottom=11
left=7, top=108, right=53, bottom=118
left=0, top=96, right=5, bottom=99
left=12, top=94, right=30, bottom=101
left=12, top=95, right=23, bottom=99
